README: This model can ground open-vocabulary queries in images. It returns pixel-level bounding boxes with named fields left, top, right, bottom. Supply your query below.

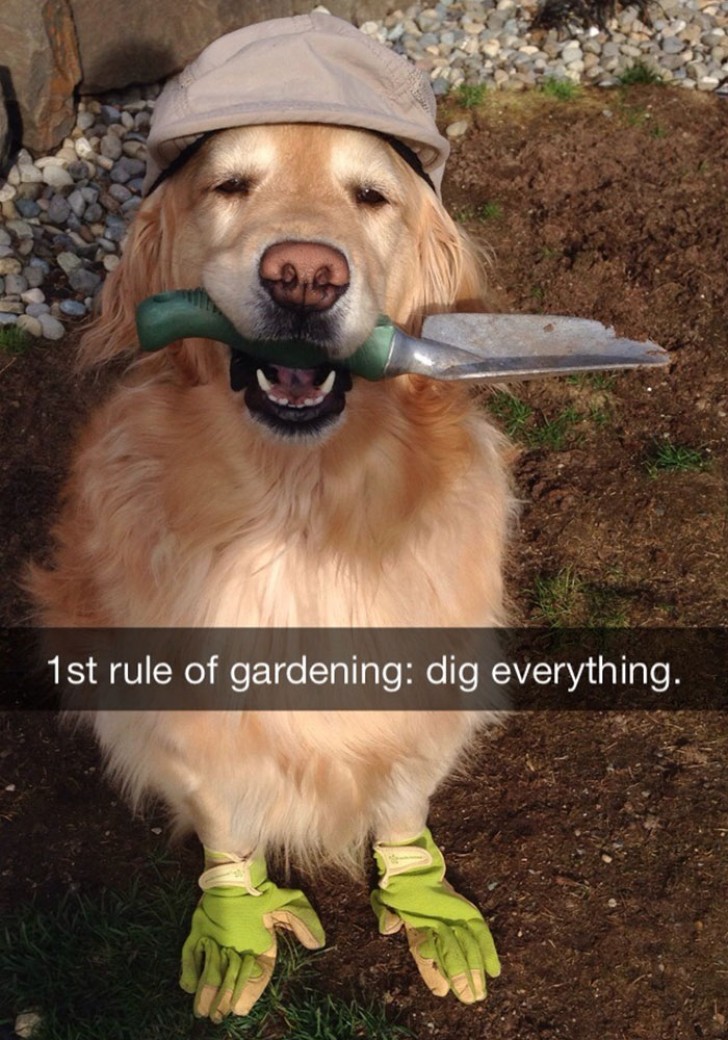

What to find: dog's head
left=80, top=16, right=491, bottom=442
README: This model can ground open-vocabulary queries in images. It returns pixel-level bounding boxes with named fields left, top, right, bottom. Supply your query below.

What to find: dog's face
left=156, top=124, right=445, bottom=438
left=86, top=121, right=484, bottom=444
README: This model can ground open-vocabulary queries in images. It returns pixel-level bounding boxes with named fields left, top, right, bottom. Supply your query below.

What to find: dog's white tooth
left=257, top=369, right=273, bottom=392
left=319, top=370, right=336, bottom=395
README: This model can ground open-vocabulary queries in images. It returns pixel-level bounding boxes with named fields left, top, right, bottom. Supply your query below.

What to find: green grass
left=453, top=200, right=503, bottom=223
left=566, top=372, right=617, bottom=392
left=488, top=390, right=534, bottom=438
left=533, top=568, right=585, bottom=627
left=540, top=77, right=581, bottom=101
left=618, top=61, right=663, bottom=86
left=488, top=392, right=586, bottom=450
left=646, top=441, right=710, bottom=477
left=0, top=324, right=30, bottom=355
left=528, top=405, right=582, bottom=450
left=533, top=568, right=629, bottom=627
left=0, top=862, right=411, bottom=1040
left=453, top=82, right=488, bottom=108
left=477, top=200, right=503, bottom=221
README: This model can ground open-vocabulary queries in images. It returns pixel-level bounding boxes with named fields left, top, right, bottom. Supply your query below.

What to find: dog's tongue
left=272, top=366, right=317, bottom=390
left=264, top=364, right=332, bottom=407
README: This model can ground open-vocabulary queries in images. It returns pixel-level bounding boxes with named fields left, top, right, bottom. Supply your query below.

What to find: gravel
left=0, top=0, right=726, bottom=341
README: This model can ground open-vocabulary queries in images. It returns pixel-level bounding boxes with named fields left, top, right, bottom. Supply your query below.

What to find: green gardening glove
left=180, top=851, right=325, bottom=1021
left=370, top=828, right=500, bottom=1004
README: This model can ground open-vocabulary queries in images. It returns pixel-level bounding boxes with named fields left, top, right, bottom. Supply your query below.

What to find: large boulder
left=0, top=77, right=9, bottom=174
left=70, top=0, right=396, bottom=94
left=2, top=0, right=81, bottom=155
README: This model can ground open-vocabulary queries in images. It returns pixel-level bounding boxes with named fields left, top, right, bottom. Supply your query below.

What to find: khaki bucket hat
left=143, top=12, right=450, bottom=196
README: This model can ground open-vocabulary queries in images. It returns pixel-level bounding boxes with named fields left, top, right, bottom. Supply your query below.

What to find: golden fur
left=30, top=124, right=512, bottom=867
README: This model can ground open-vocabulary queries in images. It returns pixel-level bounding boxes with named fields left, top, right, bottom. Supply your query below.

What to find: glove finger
left=405, top=927, right=450, bottom=998
left=192, top=938, right=224, bottom=1018
left=266, top=908, right=326, bottom=949
left=471, top=918, right=501, bottom=978
left=230, top=949, right=277, bottom=1016
left=207, top=947, right=241, bottom=1023
left=445, top=926, right=486, bottom=1004
left=180, top=933, right=206, bottom=994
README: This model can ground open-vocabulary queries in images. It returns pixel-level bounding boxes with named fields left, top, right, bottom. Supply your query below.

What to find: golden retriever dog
left=30, top=15, right=512, bottom=1022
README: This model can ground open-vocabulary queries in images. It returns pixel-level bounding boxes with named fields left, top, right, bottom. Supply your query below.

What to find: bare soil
left=1, top=86, right=727, bottom=1039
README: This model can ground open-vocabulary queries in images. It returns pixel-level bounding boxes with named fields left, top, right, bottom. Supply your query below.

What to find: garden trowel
left=136, top=289, right=669, bottom=382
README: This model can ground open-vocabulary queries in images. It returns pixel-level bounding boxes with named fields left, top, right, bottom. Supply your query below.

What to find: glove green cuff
left=180, top=850, right=325, bottom=1021
left=371, top=828, right=500, bottom=1004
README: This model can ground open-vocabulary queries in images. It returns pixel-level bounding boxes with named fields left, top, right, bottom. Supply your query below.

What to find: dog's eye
left=214, top=177, right=252, bottom=196
left=355, top=186, right=388, bottom=206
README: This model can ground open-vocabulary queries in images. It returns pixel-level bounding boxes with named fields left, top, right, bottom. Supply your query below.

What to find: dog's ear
left=76, top=188, right=174, bottom=370
left=404, top=189, right=493, bottom=330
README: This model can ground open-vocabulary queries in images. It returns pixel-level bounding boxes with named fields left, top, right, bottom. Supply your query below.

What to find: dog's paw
left=371, top=828, right=500, bottom=1004
left=180, top=862, right=325, bottom=1020
left=181, top=934, right=277, bottom=1021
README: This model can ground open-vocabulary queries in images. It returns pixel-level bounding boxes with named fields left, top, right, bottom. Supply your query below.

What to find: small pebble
left=59, top=299, right=88, bottom=317
left=17, top=314, right=43, bottom=337
left=38, top=313, right=66, bottom=340
left=42, top=165, right=74, bottom=189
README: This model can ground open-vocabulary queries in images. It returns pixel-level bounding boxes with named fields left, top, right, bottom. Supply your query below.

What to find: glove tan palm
left=180, top=852, right=325, bottom=1022
left=371, top=828, right=500, bottom=1004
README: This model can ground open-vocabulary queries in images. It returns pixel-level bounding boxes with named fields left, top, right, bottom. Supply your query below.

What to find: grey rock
left=661, top=35, right=686, bottom=54
left=100, top=134, right=123, bottom=161
left=67, top=190, right=87, bottom=218
left=76, top=111, right=95, bottom=132
left=15, top=199, right=41, bottom=219
left=68, top=267, right=101, bottom=294
left=16, top=314, right=43, bottom=337
left=104, top=215, right=127, bottom=243
left=48, top=195, right=72, bottom=224
left=59, top=298, right=87, bottom=317
left=83, top=203, right=104, bottom=223
left=42, top=165, right=74, bottom=189
left=23, top=266, right=46, bottom=289
left=6, top=220, right=33, bottom=240
left=109, top=164, right=131, bottom=185
left=67, top=160, right=92, bottom=181
left=100, top=105, right=122, bottom=124
left=21, top=286, right=45, bottom=304
left=108, top=183, right=132, bottom=204
left=38, top=313, right=66, bottom=340
left=5, top=273, right=28, bottom=295
left=57, top=251, right=83, bottom=274
left=69, top=0, right=390, bottom=94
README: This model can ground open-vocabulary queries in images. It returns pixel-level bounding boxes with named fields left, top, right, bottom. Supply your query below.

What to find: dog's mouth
left=230, top=352, right=353, bottom=436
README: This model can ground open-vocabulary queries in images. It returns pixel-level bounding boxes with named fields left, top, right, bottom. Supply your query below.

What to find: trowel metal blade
left=414, top=313, right=669, bottom=381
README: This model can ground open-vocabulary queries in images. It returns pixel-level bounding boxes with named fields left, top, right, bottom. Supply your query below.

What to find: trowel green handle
left=136, top=289, right=396, bottom=381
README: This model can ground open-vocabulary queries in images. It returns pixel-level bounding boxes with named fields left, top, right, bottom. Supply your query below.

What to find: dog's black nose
left=259, top=241, right=350, bottom=312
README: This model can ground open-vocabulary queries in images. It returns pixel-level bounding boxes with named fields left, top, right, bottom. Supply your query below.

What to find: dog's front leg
left=176, top=791, right=325, bottom=1021
left=180, top=845, right=325, bottom=1021
left=371, top=810, right=500, bottom=1004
